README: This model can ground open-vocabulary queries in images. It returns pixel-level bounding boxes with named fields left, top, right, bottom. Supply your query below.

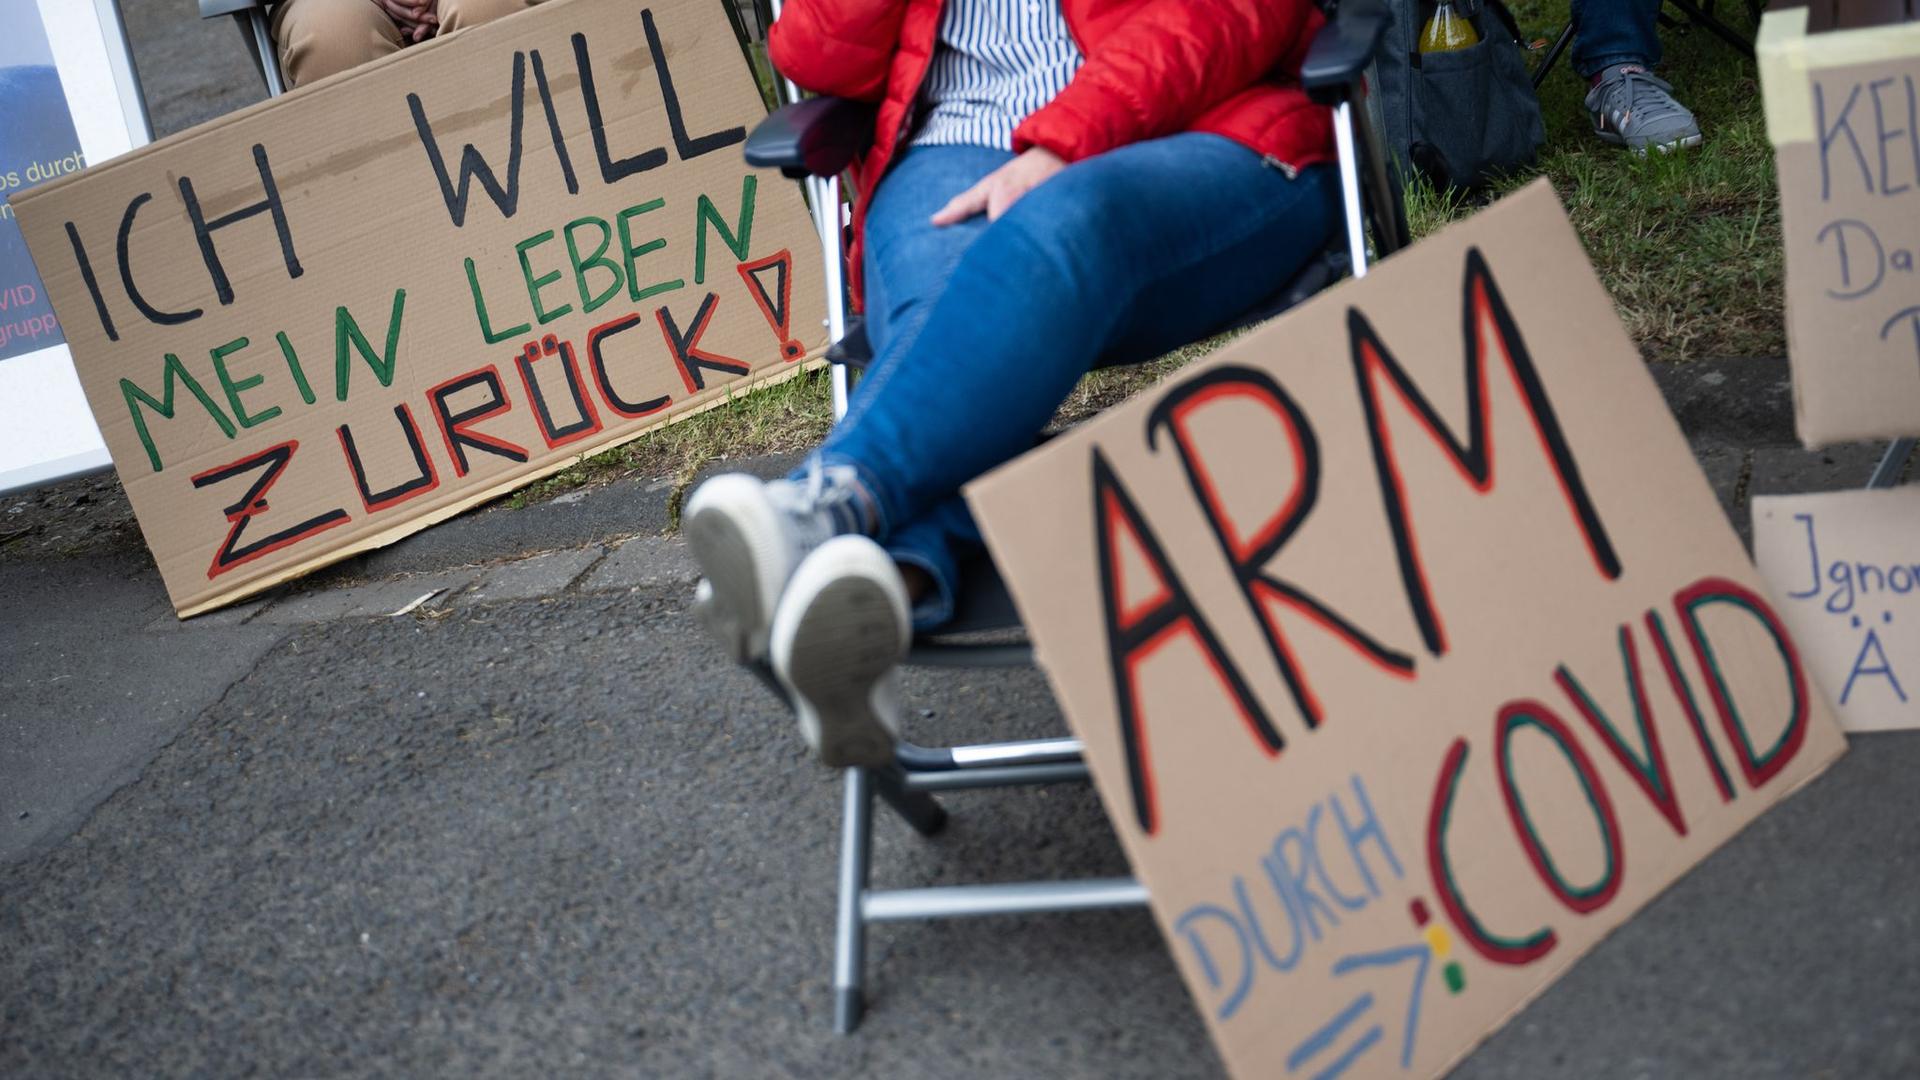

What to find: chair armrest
left=200, top=0, right=267, bottom=16
left=1301, top=0, right=1392, bottom=97
left=744, top=96, right=878, bottom=179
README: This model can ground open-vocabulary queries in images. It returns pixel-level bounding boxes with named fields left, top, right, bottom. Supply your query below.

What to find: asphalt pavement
left=2, top=4, right=1917, bottom=1078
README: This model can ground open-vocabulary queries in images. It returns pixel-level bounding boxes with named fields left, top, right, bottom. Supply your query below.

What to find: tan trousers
left=271, top=0, right=547, bottom=87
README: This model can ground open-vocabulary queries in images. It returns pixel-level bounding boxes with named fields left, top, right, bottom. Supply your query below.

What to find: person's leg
left=686, top=144, right=1006, bottom=662
left=882, top=494, right=981, bottom=630
left=821, top=134, right=1335, bottom=550
left=793, top=139, right=1334, bottom=632
left=685, top=145, right=1007, bottom=765
left=693, top=134, right=1335, bottom=763
left=1570, top=0, right=1662, bottom=76
left=434, top=0, right=548, bottom=33
left=787, top=145, right=1005, bottom=627
left=1571, top=0, right=1701, bottom=152
left=271, top=0, right=404, bottom=87
left=847, top=145, right=1009, bottom=396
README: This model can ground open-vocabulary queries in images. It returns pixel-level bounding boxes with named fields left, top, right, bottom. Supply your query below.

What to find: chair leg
left=1868, top=440, right=1915, bottom=490
left=874, top=765, right=948, bottom=836
left=1329, top=99, right=1373, bottom=276
left=1532, top=24, right=1575, bottom=91
left=833, top=767, right=874, bottom=1033
left=1663, top=0, right=1756, bottom=57
left=242, top=9, right=286, bottom=97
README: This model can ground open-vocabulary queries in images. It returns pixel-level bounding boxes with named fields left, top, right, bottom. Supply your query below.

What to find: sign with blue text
left=1754, top=487, right=1920, bottom=732
left=967, top=181, right=1847, bottom=1079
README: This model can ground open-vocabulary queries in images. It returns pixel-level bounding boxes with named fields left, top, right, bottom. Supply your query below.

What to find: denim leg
left=785, top=144, right=1006, bottom=529
left=883, top=494, right=979, bottom=629
left=843, top=145, right=1011, bottom=407
left=817, top=133, right=1337, bottom=624
left=1571, top=0, right=1663, bottom=77
left=832, top=146, right=1007, bottom=625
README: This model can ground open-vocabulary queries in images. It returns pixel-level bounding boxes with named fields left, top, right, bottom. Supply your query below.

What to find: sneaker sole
left=1597, top=127, right=1703, bottom=154
left=777, top=575, right=905, bottom=769
left=1646, top=133, right=1703, bottom=154
left=684, top=477, right=790, bottom=662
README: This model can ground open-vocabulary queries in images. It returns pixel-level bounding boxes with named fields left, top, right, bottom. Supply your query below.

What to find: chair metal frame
left=199, top=0, right=284, bottom=97
left=1868, top=440, right=1914, bottom=489
left=748, top=0, right=1405, bottom=1033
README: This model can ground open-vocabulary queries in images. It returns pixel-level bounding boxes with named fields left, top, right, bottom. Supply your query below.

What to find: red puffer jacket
left=768, top=0, right=1334, bottom=300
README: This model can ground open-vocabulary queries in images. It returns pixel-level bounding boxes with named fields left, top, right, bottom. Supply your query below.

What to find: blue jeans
left=1572, top=0, right=1662, bottom=78
left=797, top=134, right=1337, bottom=628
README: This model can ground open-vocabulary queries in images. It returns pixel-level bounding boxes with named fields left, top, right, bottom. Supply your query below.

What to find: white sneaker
left=770, top=536, right=910, bottom=768
left=683, top=472, right=844, bottom=662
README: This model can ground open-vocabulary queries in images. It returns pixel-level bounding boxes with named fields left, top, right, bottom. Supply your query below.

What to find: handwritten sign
left=1759, top=8, right=1920, bottom=446
left=1754, top=488, right=1920, bottom=732
left=965, top=182, right=1846, bottom=1079
left=12, top=0, right=823, bottom=614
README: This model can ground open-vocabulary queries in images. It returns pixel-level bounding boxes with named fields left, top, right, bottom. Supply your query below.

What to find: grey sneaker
left=770, top=535, right=910, bottom=767
left=1585, top=64, right=1702, bottom=153
left=684, top=466, right=871, bottom=663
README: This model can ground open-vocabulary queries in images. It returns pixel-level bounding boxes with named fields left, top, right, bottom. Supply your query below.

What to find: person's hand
left=373, top=0, right=438, bottom=43
left=930, top=147, right=1067, bottom=226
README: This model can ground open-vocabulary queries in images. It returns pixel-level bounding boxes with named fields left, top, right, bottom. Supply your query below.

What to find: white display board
left=0, top=0, right=149, bottom=494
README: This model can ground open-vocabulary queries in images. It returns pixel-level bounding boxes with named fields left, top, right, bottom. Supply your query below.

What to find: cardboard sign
left=13, top=0, right=823, bottom=614
left=1758, top=6, right=1920, bottom=446
left=1754, top=488, right=1920, bottom=731
left=966, top=182, right=1846, bottom=1079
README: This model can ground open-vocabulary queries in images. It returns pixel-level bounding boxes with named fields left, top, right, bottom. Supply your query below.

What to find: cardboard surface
left=13, top=0, right=823, bottom=614
left=1754, top=488, right=1920, bottom=731
left=1759, top=9, right=1920, bottom=445
left=966, top=181, right=1847, bottom=1080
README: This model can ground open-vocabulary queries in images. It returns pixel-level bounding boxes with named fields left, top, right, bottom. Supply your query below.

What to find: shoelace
left=805, top=455, right=826, bottom=510
left=792, top=456, right=872, bottom=537
left=1601, top=70, right=1687, bottom=130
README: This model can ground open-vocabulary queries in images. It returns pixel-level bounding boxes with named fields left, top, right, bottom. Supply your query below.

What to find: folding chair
left=200, top=0, right=285, bottom=97
left=737, top=0, right=1408, bottom=1033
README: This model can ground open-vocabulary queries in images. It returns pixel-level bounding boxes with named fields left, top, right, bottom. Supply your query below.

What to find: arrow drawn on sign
left=1285, top=943, right=1431, bottom=1078
left=1284, top=990, right=1383, bottom=1080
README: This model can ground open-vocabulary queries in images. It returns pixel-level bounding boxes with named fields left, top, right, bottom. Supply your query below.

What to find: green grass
left=524, top=4, right=1780, bottom=513
left=1409, top=0, right=1782, bottom=361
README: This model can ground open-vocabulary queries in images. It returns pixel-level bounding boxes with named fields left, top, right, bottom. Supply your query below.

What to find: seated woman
left=270, top=0, right=544, bottom=88
left=687, top=0, right=1338, bottom=766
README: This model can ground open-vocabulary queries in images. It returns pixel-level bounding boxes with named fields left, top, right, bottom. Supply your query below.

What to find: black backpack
left=1368, top=0, right=1546, bottom=190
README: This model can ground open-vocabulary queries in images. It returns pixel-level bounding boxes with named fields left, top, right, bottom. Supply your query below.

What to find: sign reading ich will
left=13, top=0, right=824, bottom=615
left=966, top=181, right=1847, bottom=1079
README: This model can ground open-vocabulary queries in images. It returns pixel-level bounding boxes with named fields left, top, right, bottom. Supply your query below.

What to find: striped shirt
left=911, top=0, right=1085, bottom=150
